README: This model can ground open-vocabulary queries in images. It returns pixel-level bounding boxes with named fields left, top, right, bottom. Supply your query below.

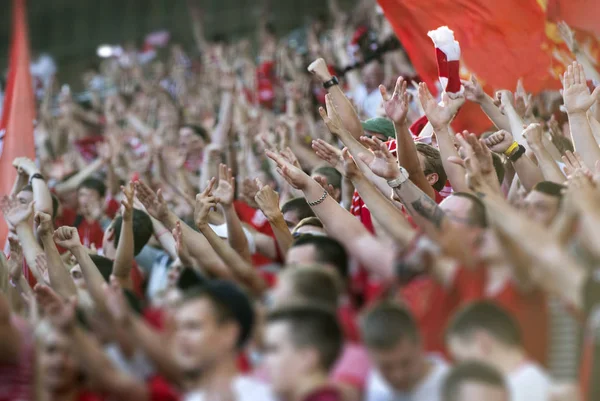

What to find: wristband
left=508, top=145, right=526, bottom=163
left=387, top=167, right=410, bottom=189
left=504, top=142, right=519, bottom=157
left=307, top=190, right=328, bottom=206
left=29, top=173, right=45, bottom=184
left=323, top=76, right=339, bottom=89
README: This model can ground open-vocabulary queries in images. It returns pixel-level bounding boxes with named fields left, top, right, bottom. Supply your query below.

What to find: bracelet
left=504, top=142, right=519, bottom=157
left=29, top=173, right=45, bottom=184
left=508, top=144, right=526, bottom=163
left=307, top=190, right=328, bottom=207
left=323, top=76, right=339, bottom=89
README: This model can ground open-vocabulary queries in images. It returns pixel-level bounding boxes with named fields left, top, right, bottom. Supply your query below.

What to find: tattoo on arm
left=410, top=196, right=445, bottom=228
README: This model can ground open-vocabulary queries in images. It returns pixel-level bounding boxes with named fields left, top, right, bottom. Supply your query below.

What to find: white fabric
left=365, top=356, right=449, bottom=401
left=348, top=85, right=382, bottom=119
left=184, top=376, right=276, bottom=401
left=427, top=26, right=460, bottom=61
left=208, top=224, right=257, bottom=254
left=104, top=344, right=154, bottom=381
left=507, top=362, right=551, bottom=401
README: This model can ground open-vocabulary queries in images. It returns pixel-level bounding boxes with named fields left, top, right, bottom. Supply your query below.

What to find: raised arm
left=14, top=158, right=53, bottom=215
left=194, top=179, right=267, bottom=296
left=523, top=123, right=566, bottom=183
left=462, top=76, right=511, bottom=131
left=562, top=61, right=600, bottom=169
left=112, top=183, right=135, bottom=289
left=254, top=180, right=294, bottom=258
left=52, top=157, right=105, bottom=196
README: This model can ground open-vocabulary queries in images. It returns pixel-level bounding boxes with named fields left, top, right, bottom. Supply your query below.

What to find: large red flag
left=0, top=0, right=37, bottom=246
left=377, top=0, right=570, bottom=132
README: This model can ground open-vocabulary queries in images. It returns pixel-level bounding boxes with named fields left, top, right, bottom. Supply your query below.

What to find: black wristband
left=508, top=145, right=526, bottom=163
left=323, top=76, right=339, bottom=89
left=29, top=173, right=45, bottom=184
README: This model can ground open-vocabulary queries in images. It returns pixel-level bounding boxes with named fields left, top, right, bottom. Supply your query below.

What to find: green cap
left=361, top=117, right=395, bottom=139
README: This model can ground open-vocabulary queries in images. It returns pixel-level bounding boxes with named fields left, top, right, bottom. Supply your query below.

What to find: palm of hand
left=368, top=155, right=397, bottom=180
left=383, top=98, right=408, bottom=124
left=213, top=181, right=234, bottom=205
left=6, top=204, right=32, bottom=227
left=194, top=203, right=211, bottom=226
left=563, top=85, right=593, bottom=113
left=425, top=103, right=453, bottom=128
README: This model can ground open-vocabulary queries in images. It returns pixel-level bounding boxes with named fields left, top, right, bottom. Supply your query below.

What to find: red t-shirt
left=0, top=317, right=34, bottom=401
left=77, top=391, right=105, bottom=401
left=76, top=218, right=105, bottom=250
left=303, top=386, right=344, bottom=401
left=147, top=375, right=180, bottom=401
left=453, top=267, right=548, bottom=366
left=338, top=301, right=361, bottom=343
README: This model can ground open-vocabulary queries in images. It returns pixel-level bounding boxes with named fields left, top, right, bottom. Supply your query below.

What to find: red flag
left=377, top=0, right=567, bottom=132
left=0, top=0, right=37, bottom=246
left=547, top=0, right=600, bottom=38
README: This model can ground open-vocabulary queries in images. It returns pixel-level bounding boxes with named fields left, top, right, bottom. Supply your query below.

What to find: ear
left=426, top=172, right=439, bottom=187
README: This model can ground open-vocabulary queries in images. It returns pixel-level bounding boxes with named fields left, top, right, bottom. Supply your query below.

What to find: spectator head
left=362, top=60, right=384, bottom=92
left=36, top=319, right=80, bottom=394
left=179, top=124, right=209, bottom=153
left=281, top=197, right=316, bottom=230
left=70, top=255, right=113, bottom=290
left=172, top=281, right=254, bottom=375
left=311, top=166, right=342, bottom=202
left=292, top=217, right=325, bottom=236
left=264, top=303, right=343, bottom=397
left=524, top=181, right=565, bottom=227
left=16, top=184, right=33, bottom=205
left=271, top=265, right=341, bottom=309
left=77, top=178, right=106, bottom=207
left=361, top=117, right=396, bottom=142
left=359, top=302, right=424, bottom=391
left=439, top=192, right=488, bottom=251
left=102, top=209, right=153, bottom=258
left=446, top=302, right=522, bottom=365
left=286, top=235, right=348, bottom=281
left=442, top=361, right=507, bottom=401
left=415, top=143, right=447, bottom=192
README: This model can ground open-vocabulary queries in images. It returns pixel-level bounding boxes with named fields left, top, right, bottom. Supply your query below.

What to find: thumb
left=379, top=85, right=389, bottom=101
left=592, top=86, right=600, bottom=101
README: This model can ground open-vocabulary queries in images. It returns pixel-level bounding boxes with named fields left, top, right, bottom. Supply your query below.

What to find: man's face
left=286, top=244, right=317, bottom=266
left=523, top=190, right=560, bottom=227
left=264, top=321, right=312, bottom=396
left=455, top=382, right=508, bottom=401
left=362, top=62, right=383, bottom=91
left=172, top=298, right=234, bottom=374
left=439, top=196, right=484, bottom=250
left=17, top=189, right=33, bottom=205
left=77, top=187, right=101, bottom=210
left=70, top=264, right=86, bottom=290
left=178, top=127, right=206, bottom=153
left=447, top=334, right=486, bottom=363
left=367, top=338, right=425, bottom=392
left=282, top=210, right=300, bottom=231
left=39, top=327, right=78, bottom=393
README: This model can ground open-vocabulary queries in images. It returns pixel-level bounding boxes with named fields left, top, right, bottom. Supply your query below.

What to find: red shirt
left=147, top=376, right=180, bottom=401
left=338, top=301, right=361, bottom=343
left=0, top=317, right=34, bottom=401
left=453, top=267, right=548, bottom=366
left=76, top=218, right=105, bottom=250
left=77, top=391, right=105, bottom=401
left=303, top=386, right=344, bottom=401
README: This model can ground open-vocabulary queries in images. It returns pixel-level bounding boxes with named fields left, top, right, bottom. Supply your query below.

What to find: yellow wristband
left=504, top=141, right=519, bottom=157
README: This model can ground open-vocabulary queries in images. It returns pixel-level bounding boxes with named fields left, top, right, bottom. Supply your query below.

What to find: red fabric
left=77, top=391, right=105, bottom=401
left=547, top=0, right=600, bottom=37
left=105, top=197, right=120, bottom=219
left=55, top=206, right=77, bottom=227
left=409, top=115, right=429, bottom=137
left=73, top=136, right=104, bottom=162
left=454, top=267, right=549, bottom=366
left=0, top=317, right=34, bottom=401
left=147, top=375, right=180, bottom=401
left=338, top=302, right=361, bottom=343
left=257, top=61, right=276, bottom=109
left=237, top=352, right=251, bottom=373
left=580, top=335, right=593, bottom=401
left=129, top=260, right=145, bottom=300
left=446, top=60, right=461, bottom=93
left=76, top=219, right=105, bottom=250
left=303, top=387, right=345, bottom=401
left=143, top=307, right=166, bottom=331
left=0, top=0, right=37, bottom=247
left=377, top=0, right=565, bottom=133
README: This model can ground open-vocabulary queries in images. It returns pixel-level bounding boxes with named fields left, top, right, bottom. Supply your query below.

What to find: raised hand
left=8, top=237, right=23, bottom=281
left=240, top=178, right=260, bottom=209
left=280, top=147, right=302, bottom=170
left=312, top=176, right=336, bottom=198
left=483, top=130, right=514, bottom=154
left=254, top=179, right=281, bottom=220
left=562, top=150, right=592, bottom=178
left=121, top=181, right=135, bottom=220
left=35, top=283, right=77, bottom=331
left=266, top=149, right=311, bottom=190
left=53, top=226, right=82, bottom=250
left=34, top=211, right=54, bottom=238
left=357, top=137, right=401, bottom=180
left=1, top=196, right=34, bottom=228
left=194, top=178, right=218, bottom=227
left=307, top=58, right=332, bottom=82
left=456, top=132, right=495, bottom=178
left=380, top=76, right=409, bottom=124
left=213, top=164, right=235, bottom=207
left=341, top=148, right=360, bottom=179
left=522, top=123, right=544, bottom=149
left=134, top=181, right=169, bottom=221
left=562, top=61, right=600, bottom=114
left=312, top=139, right=343, bottom=171
left=418, top=83, right=464, bottom=131
left=12, top=157, right=40, bottom=176
left=461, top=75, right=485, bottom=103
left=319, top=94, right=349, bottom=138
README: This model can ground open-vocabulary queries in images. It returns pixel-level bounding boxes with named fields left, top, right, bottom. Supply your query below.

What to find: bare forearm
left=223, top=205, right=252, bottom=262
left=71, top=245, right=109, bottom=311
left=31, top=180, right=53, bottom=215
left=511, top=154, right=546, bottom=191
left=151, top=218, right=178, bottom=260
left=113, top=218, right=134, bottom=287
left=503, top=105, right=527, bottom=147
left=326, top=84, right=364, bottom=140
left=40, top=235, right=77, bottom=298
left=529, top=144, right=566, bottom=183
left=569, top=112, right=600, bottom=168
left=479, top=95, right=511, bottom=131
left=266, top=213, right=294, bottom=258
left=435, top=127, right=469, bottom=192
left=396, top=121, right=436, bottom=198
left=15, top=225, right=47, bottom=285
left=53, top=159, right=104, bottom=195
left=212, top=92, right=234, bottom=148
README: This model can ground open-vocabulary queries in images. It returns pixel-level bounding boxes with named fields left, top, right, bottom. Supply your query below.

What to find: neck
left=488, top=346, right=527, bottom=375
left=185, top=352, right=239, bottom=393
left=290, top=371, right=330, bottom=401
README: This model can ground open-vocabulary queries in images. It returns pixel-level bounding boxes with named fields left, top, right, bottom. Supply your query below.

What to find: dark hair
left=78, top=178, right=107, bottom=198
left=281, top=266, right=341, bottom=308
left=281, top=198, right=316, bottom=222
left=360, top=302, right=419, bottom=349
left=450, top=192, right=488, bottom=228
left=267, top=303, right=343, bottom=371
left=311, top=166, right=342, bottom=190
left=446, top=301, right=522, bottom=347
left=290, top=235, right=348, bottom=280
left=112, top=210, right=153, bottom=256
left=177, top=267, right=206, bottom=291
left=89, top=255, right=114, bottom=283
left=180, top=124, right=209, bottom=142
left=294, top=217, right=324, bottom=230
left=181, top=280, right=255, bottom=348
left=532, top=181, right=565, bottom=200
left=415, top=143, right=447, bottom=192
left=20, top=184, right=33, bottom=193
left=442, top=361, right=506, bottom=401
left=491, top=153, right=505, bottom=183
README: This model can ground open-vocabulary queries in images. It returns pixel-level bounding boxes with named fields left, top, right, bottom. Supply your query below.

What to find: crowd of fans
left=1, top=0, right=600, bottom=400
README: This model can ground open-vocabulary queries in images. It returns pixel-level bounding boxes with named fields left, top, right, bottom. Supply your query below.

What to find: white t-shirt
left=508, top=362, right=551, bottom=401
left=349, top=85, right=382, bottom=119
left=184, top=376, right=276, bottom=401
left=365, top=356, right=449, bottom=401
